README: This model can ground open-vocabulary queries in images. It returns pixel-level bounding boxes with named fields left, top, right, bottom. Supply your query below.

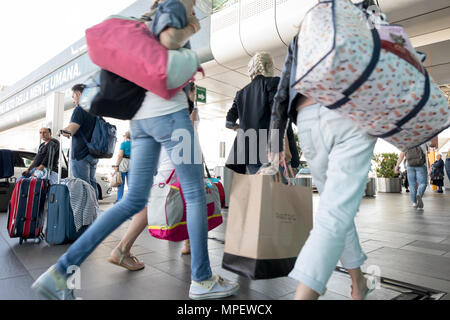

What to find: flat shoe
left=108, top=247, right=145, bottom=271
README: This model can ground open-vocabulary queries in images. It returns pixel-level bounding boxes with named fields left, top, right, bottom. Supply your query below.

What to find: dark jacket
left=269, top=35, right=303, bottom=152
left=431, top=159, right=445, bottom=181
left=33, top=138, right=60, bottom=173
left=225, top=75, right=280, bottom=173
left=286, top=120, right=300, bottom=169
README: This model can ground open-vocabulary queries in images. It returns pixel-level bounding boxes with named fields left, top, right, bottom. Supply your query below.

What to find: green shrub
left=373, top=153, right=399, bottom=178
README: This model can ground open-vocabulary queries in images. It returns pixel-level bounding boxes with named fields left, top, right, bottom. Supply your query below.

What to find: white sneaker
left=416, top=195, right=424, bottom=209
left=189, top=274, right=239, bottom=300
left=31, top=265, right=75, bottom=300
left=412, top=203, right=418, bottom=208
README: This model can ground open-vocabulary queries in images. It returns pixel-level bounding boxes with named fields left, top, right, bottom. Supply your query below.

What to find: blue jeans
left=289, top=104, right=376, bottom=295
left=116, top=171, right=128, bottom=202
left=72, top=154, right=99, bottom=199
left=56, top=109, right=212, bottom=282
left=406, top=165, right=428, bottom=204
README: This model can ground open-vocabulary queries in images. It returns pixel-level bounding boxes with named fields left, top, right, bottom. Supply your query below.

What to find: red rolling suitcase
left=6, top=147, right=55, bottom=245
left=7, top=178, right=48, bottom=244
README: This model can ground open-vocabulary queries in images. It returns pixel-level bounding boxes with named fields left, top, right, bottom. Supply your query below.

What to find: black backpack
left=405, top=147, right=426, bottom=167
left=80, top=69, right=147, bottom=120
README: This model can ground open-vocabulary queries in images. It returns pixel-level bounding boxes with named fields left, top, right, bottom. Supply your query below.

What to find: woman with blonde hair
left=225, top=52, right=281, bottom=174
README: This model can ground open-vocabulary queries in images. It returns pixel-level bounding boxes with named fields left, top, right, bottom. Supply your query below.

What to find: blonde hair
left=248, top=52, right=274, bottom=79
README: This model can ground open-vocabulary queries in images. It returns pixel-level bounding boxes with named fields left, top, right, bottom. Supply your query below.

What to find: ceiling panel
left=195, top=77, right=240, bottom=98
left=400, top=7, right=450, bottom=37
left=209, top=70, right=251, bottom=89
left=416, top=39, right=450, bottom=67
left=378, top=0, right=450, bottom=23
left=199, top=60, right=232, bottom=78
left=427, top=63, right=450, bottom=85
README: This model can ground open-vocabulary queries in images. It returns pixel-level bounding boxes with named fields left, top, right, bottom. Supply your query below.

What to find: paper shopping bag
left=222, top=174, right=313, bottom=279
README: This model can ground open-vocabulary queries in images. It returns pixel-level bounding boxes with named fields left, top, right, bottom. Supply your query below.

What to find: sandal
left=107, top=247, right=145, bottom=271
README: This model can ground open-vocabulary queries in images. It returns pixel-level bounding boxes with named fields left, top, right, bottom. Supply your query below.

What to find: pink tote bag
left=147, top=170, right=223, bottom=242
left=86, top=17, right=198, bottom=100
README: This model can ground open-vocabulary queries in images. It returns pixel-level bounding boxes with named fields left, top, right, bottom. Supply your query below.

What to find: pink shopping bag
left=86, top=17, right=198, bottom=100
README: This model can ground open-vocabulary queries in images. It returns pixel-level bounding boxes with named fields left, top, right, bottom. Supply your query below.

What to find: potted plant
left=373, top=153, right=402, bottom=193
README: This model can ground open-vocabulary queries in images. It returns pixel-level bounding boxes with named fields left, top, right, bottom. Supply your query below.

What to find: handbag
left=147, top=170, right=223, bottom=242
left=293, top=0, right=449, bottom=151
left=85, top=16, right=203, bottom=100
left=204, top=163, right=226, bottom=208
left=110, top=171, right=123, bottom=188
left=119, top=158, right=130, bottom=173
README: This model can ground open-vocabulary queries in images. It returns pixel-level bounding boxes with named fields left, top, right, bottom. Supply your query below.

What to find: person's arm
left=394, top=152, right=406, bottom=174
left=114, top=150, right=124, bottom=172
left=269, top=38, right=296, bottom=155
left=60, top=123, right=80, bottom=137
left=225, top=98, right=239, bottom=131
left=190, top=108, right=198, bottom=128
left=22, top=160, right=36, bottom=176
left=159, top=15, right=200, bottom=50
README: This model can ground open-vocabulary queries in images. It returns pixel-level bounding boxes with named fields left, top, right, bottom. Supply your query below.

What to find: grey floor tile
left=0, top=249, right=29, bottom=280
left=362, top=239, right=414, bottom=249
left=400, top=245, right=447, bottom=256
left=361, top=242, right=385, bottom=254
left=366, top=247, right=450, bottom=281
left=0, top=235, right=28, bottom=280
left=239, top=276, right=299, bottom=300
left=0, top=275, right=44, bottom=300
left=77, top=256, right=163, bottom=290
left=136, top=251, right=179, bottom=267
left=318, top=291, right=349, bottom=300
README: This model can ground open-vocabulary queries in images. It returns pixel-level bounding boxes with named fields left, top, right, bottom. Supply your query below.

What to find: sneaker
left=31, top=265, right=75, bottom=300
left=189, top=274, right=239, bottom=300
left=412, top=203, right=417, bottom=208
left=416, top=195, right=424, bottom=209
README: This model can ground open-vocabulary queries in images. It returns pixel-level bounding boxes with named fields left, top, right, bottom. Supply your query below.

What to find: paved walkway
left=1, top=190, right=449, bottom=300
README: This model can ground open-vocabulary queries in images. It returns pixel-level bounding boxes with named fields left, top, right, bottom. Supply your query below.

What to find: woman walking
left=32, top=0, right=239, bottom=300
left=268, top=31, right=376, bottom=299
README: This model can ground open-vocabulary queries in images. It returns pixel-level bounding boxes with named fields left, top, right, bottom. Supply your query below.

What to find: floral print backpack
left=293, top=0, right=449, bottom=151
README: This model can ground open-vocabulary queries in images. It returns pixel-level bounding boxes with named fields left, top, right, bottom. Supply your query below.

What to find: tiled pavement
left=1, top=189, right=450, bottom=300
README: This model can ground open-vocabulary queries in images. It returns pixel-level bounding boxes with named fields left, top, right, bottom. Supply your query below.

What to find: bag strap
left=204, top=162, right=212, bottom=179
left=166, top=169, right=177, bottom=184
left=46, top=144, right=55, bottom=182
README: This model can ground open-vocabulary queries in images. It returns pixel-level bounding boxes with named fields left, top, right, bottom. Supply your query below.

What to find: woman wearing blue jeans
left=32, top=0, right=239, bottom=300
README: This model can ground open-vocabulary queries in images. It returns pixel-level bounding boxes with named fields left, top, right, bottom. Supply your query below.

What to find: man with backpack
left=60, top=84, right=99, bottom=199
left=395, top=144, right=430, bottom=209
